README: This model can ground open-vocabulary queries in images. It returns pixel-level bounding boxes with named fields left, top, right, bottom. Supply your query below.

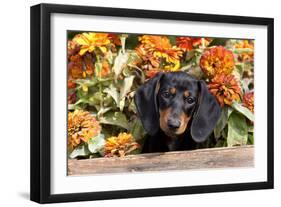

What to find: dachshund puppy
left=134, top=72, right=221, bottom=153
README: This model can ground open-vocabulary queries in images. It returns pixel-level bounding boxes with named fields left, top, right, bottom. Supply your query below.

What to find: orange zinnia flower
left=176, top=37, right=193, bottom=51
left=208, top=74, right=242, bottom=107
left=192, top=37, right=212, bottom=47
left=67, top=33, right=120, bottom=80
left=200, top=46, right=235, bottom=78
left=176, top=37, right=212, bottom=51
left=243, top=91, right=254, bottom=112
left=135, top=44, right=160, bottom=68
left=108, top=33, right=121, bottom=46
left=68, top=110, right=101, bottom=150
left=67, top=79, right=76, bottom=89
left=72, top=32, right=117, bottom=56
left=83, top=53, right=95, bottom=77
left=68, top=54, right=84, bottom=79
left=104, top=133, right=140, bottom=157
left=136, top=35, right=183, bottom=73
left=68, top=53, right=96, bottom=79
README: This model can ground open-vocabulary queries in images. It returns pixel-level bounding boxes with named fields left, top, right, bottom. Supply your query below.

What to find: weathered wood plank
left=68, top=146, right=254, bottom=176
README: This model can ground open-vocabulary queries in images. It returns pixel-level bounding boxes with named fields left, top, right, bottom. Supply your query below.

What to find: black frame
left=30, top=3, right=274, bottom=204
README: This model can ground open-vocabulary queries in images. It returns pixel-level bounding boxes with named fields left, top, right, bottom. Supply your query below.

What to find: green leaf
left=234, top=63, right=244, bottom=78
left=248, top=125, right=254, bottom=133
left=75, top=98, right=89, bottom=105
left=99, top=111, right=129, bottom=130
left=125, top=34, right=139, bottom=50
left=168, top=36, right=176, bottom=45
left=215, top=136, right=227, bottom=147
left=81, top=84, right=89, bottom=93
left=185, top=66, right=204, bottom=79
left=185, top=50, right=195, bottom=62
left=120, top=76, right=135, bottom=99
left=247, top=133, right=254, bottom=145
left=233, top=48, right=253, bottom=54
left=120, top=35, right=127, bottom=54
left=119, top=99, right=126, bottom=112
left=69, top=144, right=91, bottom=159
left=127, top=51, right=142, bottom=65
left=130, top=118, right=147, bottom=140
left=97, top=107, right=112, bottom=117
left=214, top=106, right=228, bottom=139
left=113, top=50, right=129, bottom=79
left=88, top=134, right=105, bottom=154
left=75, top=78, right=98, bottom=87
left=232, top=101, right=254, bottom=122
left=103, top=84, right=120, bottom=106
left=103, top=95, right=114, bottom=107
left=222, top=127, right=228, bottom=139
left=228, top=107, right=234, bottom=117
left=68, top=104, right=76, bottom=110
left=208, top=38, right=227, bottom=46
left=89, top=154, right=102, bottom=159
left=227, top=111, right=248, bottom=147
left=119, top=75, right=135, bottom=111
left=128, top=99, right=137, bottom=113
left=88, top=91, right=104, bottom=106
left=105, top=50, right=114, bottom=65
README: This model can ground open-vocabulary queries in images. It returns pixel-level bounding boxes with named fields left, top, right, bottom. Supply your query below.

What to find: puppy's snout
left=167, top=118, right=181, bottom=130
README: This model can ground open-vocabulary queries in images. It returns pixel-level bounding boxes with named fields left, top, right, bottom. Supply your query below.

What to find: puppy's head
left=157, top=73, right=197, bottom=137
left=134, top=72, right=221, bottom=143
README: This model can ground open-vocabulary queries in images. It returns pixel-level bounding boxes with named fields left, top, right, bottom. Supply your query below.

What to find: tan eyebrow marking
left=169, top=87, right=176, bottom=94
left=184, top=90, right=189, bottom=97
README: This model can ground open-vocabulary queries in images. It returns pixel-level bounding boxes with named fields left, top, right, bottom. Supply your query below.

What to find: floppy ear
left=191, top=80, right=221, bottom=142
left=134, top=72, right=163, bottom=136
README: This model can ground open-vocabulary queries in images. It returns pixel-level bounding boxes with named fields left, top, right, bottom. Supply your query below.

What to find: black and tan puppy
left=134, top=72, right=221, bottom=153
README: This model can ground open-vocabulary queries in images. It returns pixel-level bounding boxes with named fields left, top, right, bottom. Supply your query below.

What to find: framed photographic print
left=30, top=3, right=274, bottom=203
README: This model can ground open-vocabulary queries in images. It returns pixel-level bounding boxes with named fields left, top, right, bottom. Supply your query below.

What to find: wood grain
left=67, top=146, right=254, bottom=175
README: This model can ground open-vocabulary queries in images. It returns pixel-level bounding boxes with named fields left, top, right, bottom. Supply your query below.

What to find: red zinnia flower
left=208, top=74, right=241, bottom=107
left=243, top=91, right=254, bottom=112
left=176, top=37, right=212, bottom=51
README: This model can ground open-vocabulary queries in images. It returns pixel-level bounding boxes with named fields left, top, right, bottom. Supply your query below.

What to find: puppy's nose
left=167, top=119, right=181, bottom=130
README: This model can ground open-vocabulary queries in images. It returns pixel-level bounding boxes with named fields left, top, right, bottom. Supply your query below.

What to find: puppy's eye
left=162, top=91, right=170, bottom=98
left=185, top=96, right=195, bottom=104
